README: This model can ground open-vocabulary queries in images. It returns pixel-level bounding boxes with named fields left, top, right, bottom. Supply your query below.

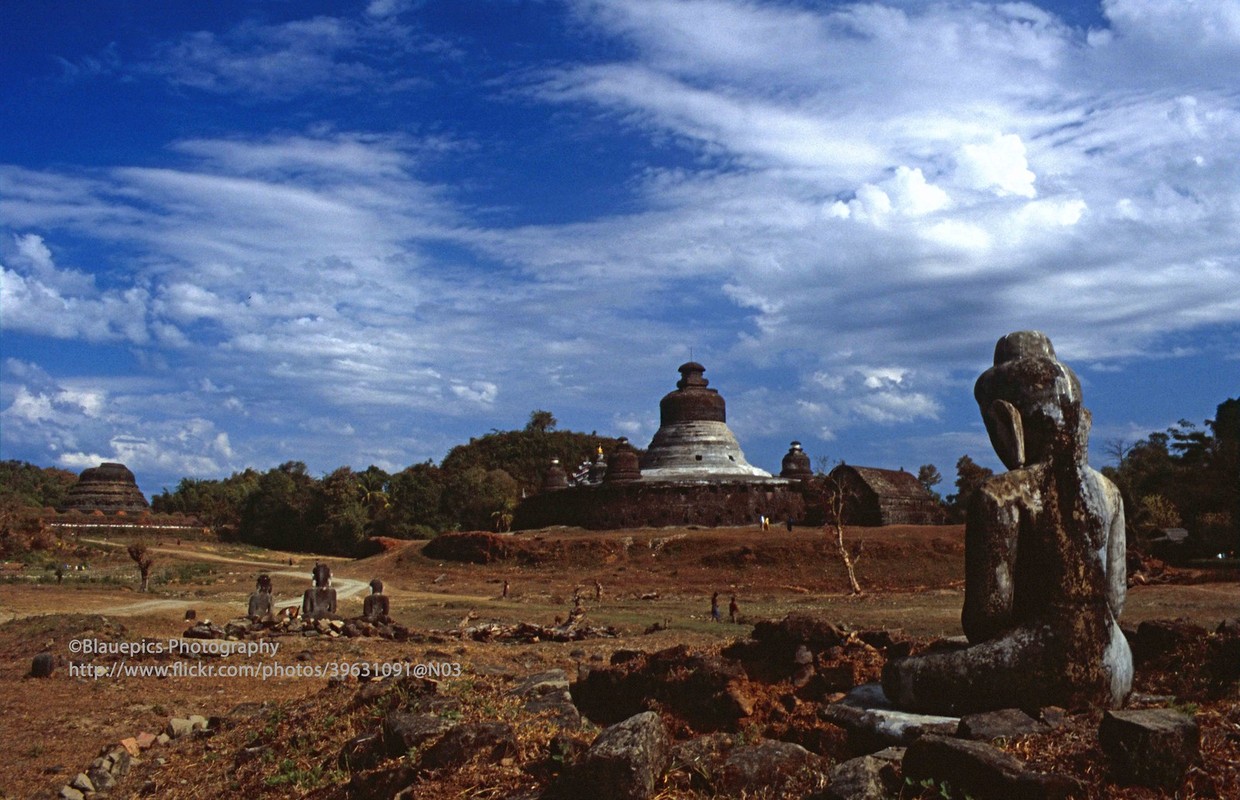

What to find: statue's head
left=974, top=331, right=1090, bottom=469
left=257, top=573, right=272, bottom=593
left=369, top=578, right=384, bottom=594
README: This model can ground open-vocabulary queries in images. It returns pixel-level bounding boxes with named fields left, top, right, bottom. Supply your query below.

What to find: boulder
left=69, top=773, right=95, bottom=794
left=512, top=669, right=581, bottom=728
left=338, top=730, right=385, bottom=772
left=58, top=787, right=84, bottom=800
left=550, top=711, right=671, bottom=800
left=821, top=685, right=958, bottom=753
left=820, top=751, right=903, bottom=800
left=419, top=722, right=518, bottom=769
left=957, top=708, right=1053, bottom=741
left=87, top=766, right=116, bottom=791
left=1098, top=708, right=1199, bottom=790
left=903, top=735, right=1079, bottom=800
left=382, top=711, right=451, bottom=757
left=717, top=739, right=829, bottom=797
left=31, top=652, right=55, bottom=678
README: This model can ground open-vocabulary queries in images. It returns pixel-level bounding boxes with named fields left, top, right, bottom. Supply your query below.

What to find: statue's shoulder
left=1084, top=466, right=1124, bottom=508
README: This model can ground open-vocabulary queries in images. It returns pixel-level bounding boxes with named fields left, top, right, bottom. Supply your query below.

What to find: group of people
left=710, top=591, right=740, bottom=623
left=757, top=515, right=794, bottom=532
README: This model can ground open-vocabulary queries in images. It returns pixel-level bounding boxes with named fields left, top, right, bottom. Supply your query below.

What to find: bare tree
left=127, top=540, right=154, bottom=593
left=815, top=457, right=863, bottom=596
left=1103, top=438, right=1133, bottom=466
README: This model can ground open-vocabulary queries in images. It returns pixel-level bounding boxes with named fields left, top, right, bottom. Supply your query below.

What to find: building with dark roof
left=827, top=464, right=945, bottom=526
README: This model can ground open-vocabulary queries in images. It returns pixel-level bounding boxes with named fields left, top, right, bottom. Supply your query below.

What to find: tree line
left=4, top=398, right=1234, bottom=559
left=149, top=411, right=620, bottom=554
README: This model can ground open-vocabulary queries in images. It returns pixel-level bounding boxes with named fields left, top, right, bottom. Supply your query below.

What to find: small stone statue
left=302, top=561, right=338, bottom=619
left=362, top=578, right=391, bottom=623
left=247, top=574, right=274, bottom=621
left=882, top=331, right=1132, bottom=713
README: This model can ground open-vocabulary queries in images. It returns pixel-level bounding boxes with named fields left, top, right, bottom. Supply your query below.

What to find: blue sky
left=2, top=0, right=1237, bottom=498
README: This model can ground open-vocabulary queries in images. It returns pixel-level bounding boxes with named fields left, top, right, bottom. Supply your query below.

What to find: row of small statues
left=246, top=562, right=390, bottom=624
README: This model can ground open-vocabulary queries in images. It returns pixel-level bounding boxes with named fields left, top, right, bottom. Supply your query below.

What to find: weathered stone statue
left=247, top=573, right=275, bottom=621
left=302, top=561, right=338, bottom=619
left=362, top=578, right=391, bottom=623
left=883, top=331, right=1132, bottom=713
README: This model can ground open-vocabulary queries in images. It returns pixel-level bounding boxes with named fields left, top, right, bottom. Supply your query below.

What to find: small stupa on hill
left=58, top=462, right=150, bottom=514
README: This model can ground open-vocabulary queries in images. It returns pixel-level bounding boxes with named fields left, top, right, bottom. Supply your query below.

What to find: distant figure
left=710, top=591, right=721, bottom=623
left=247, top=574, right=275, bottom=621
left=594, top=580, right=603, bottom=601
left=785, top=516, right=794, bottom=532
left=55, top=566, right=64, bottom=584
left=502, top=579, right=510, bottom=599
left=729, top=595, right=739, bottom=624
left=362, top=578, right=391, bottom=624
left=760, top=515, right=770, bottom=532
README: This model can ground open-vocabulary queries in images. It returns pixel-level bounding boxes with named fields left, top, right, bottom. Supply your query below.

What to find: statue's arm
left=962, top=483, right=1018, bottom=643
left=1106, top=478, right=1127, bottom=618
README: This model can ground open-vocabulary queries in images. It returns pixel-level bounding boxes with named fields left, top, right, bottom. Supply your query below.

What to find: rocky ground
left=1, top=526, right=1237, bottom=799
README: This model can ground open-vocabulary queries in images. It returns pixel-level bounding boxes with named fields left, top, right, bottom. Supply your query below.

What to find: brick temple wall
left=513, top=479, right=807, bottom=531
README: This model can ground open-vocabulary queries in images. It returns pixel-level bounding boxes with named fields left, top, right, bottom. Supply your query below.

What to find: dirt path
left=27, top=540, right=369, bottom=618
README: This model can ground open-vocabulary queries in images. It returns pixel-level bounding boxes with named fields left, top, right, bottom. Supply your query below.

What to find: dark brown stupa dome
left=59, top=462, right=150, bottom=513
left=541, top=459, right=569, bottom=491
left=780, top=441, right=813, bottom=480
left=603, top=437, right=641, bottom=483
left=659, top=362, right=726, bottom=425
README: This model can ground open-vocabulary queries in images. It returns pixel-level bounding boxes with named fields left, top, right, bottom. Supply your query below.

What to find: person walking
left=710, top=591, right=722, bottom=622
left=729, top=595, right=740, bottom=624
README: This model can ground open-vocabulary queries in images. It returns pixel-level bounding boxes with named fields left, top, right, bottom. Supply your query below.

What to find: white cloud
left=954, top=134, right=1037, bottom=198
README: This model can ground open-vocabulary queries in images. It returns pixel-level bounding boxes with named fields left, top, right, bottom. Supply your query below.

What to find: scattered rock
left=165, top=717, right=195, bottom=739
left=957, top=707, right=1053, bottom=741
left=903, top=734, right=1079, bottom=800
left=1129, top=619, right=1207, bottom=664
left=188, top=713, right=209, bottom=731
left=1098, top=708, right=1200, bottom=790
left=69, top=773, right=95, bottom=794
left=819, top=751, right=903, bottom=800
left=821, top=684, right=958, bottom=753
left=511, top=669, right=581, bottom=728
left=382, top=711, right=452, bottom=758
left=58, top=787, right=84, bottom=800
left=718, top=739, right=829, bottom=797
left=420, top=722, right=518, bottom=769
left=31, top=652, right=55, bottom=678
left=572, top=646, right=749, bottom=730
left=87, top=765, right=116, bottom=791
left=120, top=736, right=142, bottom=756
left=338, top=731, right=385, bottom=772
left=550, top=711, right=671, bottom=800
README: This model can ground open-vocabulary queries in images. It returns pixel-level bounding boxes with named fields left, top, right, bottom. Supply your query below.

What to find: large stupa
left=639, top=362, right=770, bottom=479
left=58, top=462, right=150, bottom=514
left=514, top=362, right=807, bottom=530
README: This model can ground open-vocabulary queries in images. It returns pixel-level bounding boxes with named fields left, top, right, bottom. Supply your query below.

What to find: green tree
left=0, top=461, right=78, bottom=509
left=385, top=461, right=446, bottom=537
left=916, top=464, right=944, bottom=504
left=238, top=462, right=316, bottom=551
left=441, top=467, right=519, bottom=531
left=947, top=455, right=994, bottom=522
left=525, top=409, right=557, bottom=433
